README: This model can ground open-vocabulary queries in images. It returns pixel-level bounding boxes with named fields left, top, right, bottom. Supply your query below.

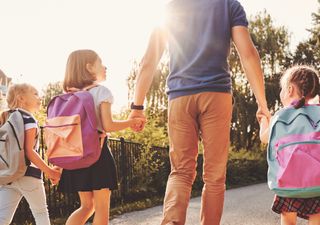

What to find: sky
left=0, top=0, right=318, bottom=112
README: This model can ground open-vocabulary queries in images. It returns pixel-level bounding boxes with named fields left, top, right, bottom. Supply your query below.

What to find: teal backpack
left=267, top=104, right=320, bottom=198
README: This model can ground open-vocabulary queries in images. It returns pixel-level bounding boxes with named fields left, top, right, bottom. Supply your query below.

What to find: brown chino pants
left=161, top=92, right=232, bottom=225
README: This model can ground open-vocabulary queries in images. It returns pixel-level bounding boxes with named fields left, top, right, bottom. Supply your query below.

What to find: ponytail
left=293, top=96, right=305, bottom=109
left=284, top=65, right=320, bottom=109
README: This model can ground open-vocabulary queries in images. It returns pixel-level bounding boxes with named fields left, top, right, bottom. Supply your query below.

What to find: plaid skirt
left=272, top=195, right=320, bottom=219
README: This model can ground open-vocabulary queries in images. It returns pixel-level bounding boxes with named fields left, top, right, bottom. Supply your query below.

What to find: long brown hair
left=63, top=49, right=98, bottom=92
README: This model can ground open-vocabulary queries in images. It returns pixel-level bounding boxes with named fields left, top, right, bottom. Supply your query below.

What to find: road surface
left=109, top=183, right=307, bottom=225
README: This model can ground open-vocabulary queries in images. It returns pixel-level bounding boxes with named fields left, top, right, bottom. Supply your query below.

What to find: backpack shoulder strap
left=82, top=83, right=98, bottom=91
left=73, top=91, right=98, bottom=129
left=7, top=110, right=25, bottom=151
left=7, top=120, right=22, bottom=150
left=66, top=83, right=98, bottom=93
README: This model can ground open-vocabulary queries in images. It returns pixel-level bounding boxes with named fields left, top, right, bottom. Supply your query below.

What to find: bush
left=226, top=148, right=268, bottom=188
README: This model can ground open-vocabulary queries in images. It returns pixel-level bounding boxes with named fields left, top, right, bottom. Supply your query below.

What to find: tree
left=293, top=1, right=320, bottom=69
left=41, top=82, right=63, bottom=109
left=249, top=10, right=291, bottom=76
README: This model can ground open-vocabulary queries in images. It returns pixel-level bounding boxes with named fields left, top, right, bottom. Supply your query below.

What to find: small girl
left=260, top=65, right=320, bottom=225
left=57, top=49, right=143, bottom=225
left=0, top=83, right=61, bottom=225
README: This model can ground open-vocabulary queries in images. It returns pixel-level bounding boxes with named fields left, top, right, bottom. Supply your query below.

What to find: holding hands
left=258, top=109, right=271, bottom=144
left=47, top=166, right=62, bottom=186
left=256, top=102, right=271, bottom=144
left=256, top=104, right=271, bottom=123
left=129, top=110, right=147, bottom=132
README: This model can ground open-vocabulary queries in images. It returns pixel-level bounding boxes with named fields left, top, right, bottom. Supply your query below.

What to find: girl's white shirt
left=88, top=85, right=114, bottom=132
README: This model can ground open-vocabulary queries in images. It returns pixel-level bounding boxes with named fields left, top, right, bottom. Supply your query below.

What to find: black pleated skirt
left=57, top=139, right=118, bottom=192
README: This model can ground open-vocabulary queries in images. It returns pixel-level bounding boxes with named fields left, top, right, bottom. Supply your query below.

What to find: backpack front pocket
left=44, top=115, right=83, bottom=159
left=276, top=141, right=320, bottom=188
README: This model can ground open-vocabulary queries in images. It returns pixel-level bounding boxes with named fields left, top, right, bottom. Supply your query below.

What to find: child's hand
left=129, top=110, right=146, bottom=132
left=256, top=105, right=271, bottom=123
left=259, top=115, right=270, bottom=144
left=99, top=132, right=110, bottom=147
left=259, top=115, right=269, bottom=128
left=130, top=117, right=146, bottom=131
left=50, top=177, right=60, bottom=186
left=47, top=166, right=62, bottom=186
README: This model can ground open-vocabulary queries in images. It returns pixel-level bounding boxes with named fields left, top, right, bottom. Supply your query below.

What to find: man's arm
left=133, top=26, right=167, bottom=105
left=231, top=26, right=270, bottom=120
left=129, top=26, right=167, bottom=129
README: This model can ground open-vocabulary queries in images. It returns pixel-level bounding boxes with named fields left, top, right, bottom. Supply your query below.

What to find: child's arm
left=259, top=116, right=270, bottom=144
left=24, top=128, right=61, bottom=182
left=100, top=102, right=144, bottom=132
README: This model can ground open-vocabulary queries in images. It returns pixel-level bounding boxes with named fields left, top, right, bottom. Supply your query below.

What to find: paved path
left=110, top=183, right=307, bottom=225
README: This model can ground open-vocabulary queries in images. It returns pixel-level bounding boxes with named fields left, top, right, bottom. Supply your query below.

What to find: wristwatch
left=130, top=102, right=144, bottom=110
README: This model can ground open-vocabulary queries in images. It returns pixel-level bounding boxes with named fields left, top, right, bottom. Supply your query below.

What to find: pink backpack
left=44, top=91, right=101, bottom=170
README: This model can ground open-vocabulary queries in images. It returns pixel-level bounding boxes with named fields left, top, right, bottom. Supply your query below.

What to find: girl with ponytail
left=259, top=65, right=320, bottom=225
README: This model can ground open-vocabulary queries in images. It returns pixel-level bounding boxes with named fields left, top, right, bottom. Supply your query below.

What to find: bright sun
left=138, top=0, right=167, bottom=29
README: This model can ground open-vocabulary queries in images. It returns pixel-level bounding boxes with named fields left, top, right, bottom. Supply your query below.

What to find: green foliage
left=41, top=81, right=63, bottom=109
left=112, top=110, right=168, bottom=147
left=228, top=147, right=266, bottom=161
left=293, top=1, right=320, bottom=69
left=34, top=106, right=47, bottom=126
left=112, top=110, right=169, bottom=194
left=249, top=10, right=291, bottom=76
left=226, top=146, right=268, bottom=188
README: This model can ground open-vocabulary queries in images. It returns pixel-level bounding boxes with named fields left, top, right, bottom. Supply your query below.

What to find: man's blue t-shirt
left=165, top=0, right=248, bottom=100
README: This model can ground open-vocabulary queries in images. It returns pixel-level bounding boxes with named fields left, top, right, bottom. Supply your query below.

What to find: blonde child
left=57, top=49, right=144, bottom=225
left=0, top=83, right=61, bottom=225
left=260, top=65, right=320, bottom=225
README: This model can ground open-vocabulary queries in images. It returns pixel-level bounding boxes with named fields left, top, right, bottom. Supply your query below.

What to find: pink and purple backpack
left=44, top=91, right=101, bottom=170
left=267, top=104, right=320, bottom=198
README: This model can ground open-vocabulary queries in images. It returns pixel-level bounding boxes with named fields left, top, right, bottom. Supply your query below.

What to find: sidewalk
left=109, top=183, right=308, bottom=225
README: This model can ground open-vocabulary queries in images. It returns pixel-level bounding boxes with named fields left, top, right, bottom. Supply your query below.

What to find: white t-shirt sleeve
left=23, top=115, right=38, bottom=131
left=95, top=85, right=114, bottom=105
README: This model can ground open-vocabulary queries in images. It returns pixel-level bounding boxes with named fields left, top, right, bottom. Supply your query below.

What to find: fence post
left=120, top=137, right=127, bottom=202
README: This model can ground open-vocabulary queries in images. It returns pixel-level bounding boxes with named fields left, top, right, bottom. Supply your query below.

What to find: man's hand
left=256, top=104, right=271, bottom=123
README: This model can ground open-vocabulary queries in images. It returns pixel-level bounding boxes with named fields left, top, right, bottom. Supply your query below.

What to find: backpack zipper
left=0, top=154, right=9, bottom=167
left=276, top=140, right=320, bottom=152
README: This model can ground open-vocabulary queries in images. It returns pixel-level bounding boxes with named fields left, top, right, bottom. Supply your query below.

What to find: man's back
left=165, top=0, right=248, bottom=100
